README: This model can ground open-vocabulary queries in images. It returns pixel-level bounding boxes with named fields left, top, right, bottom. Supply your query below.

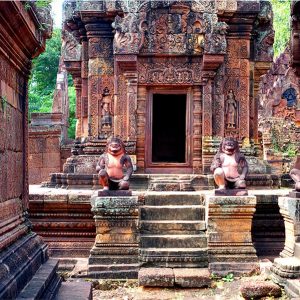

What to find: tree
left=271, top=0, right=291, bottom=58
left=28, top=28, right=61, bottom=113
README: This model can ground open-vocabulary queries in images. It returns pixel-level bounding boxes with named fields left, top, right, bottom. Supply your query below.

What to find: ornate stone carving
left=113, top=14, right=146, bottom=54
left=138, top=57, right=202, bottom=84
left=62, top=29, right=82, bottom=61
left=253, top=0, right=274, bottom=62
left=204, top=21, right=228, bottom=54
left=99, top=87, right=113, bottom=138
left=225, top=89, right=238, bottom=129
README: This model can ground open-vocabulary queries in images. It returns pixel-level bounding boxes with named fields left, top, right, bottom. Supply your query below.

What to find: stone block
left=56, top=281, right=92, bottom=300
left=207, top=195, right=258, bottom=274
left=138, top=268, right=174, bottom=287
left=240, top=280, right=281, bottom=299
left=215, top=189, right=248, bottom=196
left=29, top=153, right=43, bottom=168
left=98, top=190, right=132, bottom=197
left=29, top=168, right=42, bottom=185
left=174, top=268, right=211, bottom=288
left=45, top=137, right=60, bottom=152
left=289, top=190, right=300, bottom=199
left=42, top=152, right=61, bottom=168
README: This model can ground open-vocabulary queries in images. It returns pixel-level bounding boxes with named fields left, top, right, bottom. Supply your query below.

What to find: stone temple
left=3, top=0, right=300, bottom=299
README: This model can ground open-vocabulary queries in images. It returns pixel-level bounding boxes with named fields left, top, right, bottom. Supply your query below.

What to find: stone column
left=202, top=79, right=213, bottom=174
left=81, top=39, right=89, bottom=138
left=278, top=196, right=300, bottom=258
left=86, top=22, right=114, bottom=139
left=192, top=86, right=202, bottom=173
left=88, top=194, right=140, bottom=278
left=207, top=195, right=258, bottom=276
left=73, top=77, right=82, bottom=138
left=136, top=86, right=147, bottom=171
left=270, top=195, right=300, bottom=284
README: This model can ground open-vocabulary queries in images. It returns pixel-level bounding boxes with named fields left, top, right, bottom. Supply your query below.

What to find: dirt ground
left=92, top=276, right=289, bottom=300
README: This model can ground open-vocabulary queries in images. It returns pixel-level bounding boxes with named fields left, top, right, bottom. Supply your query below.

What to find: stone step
left=138, top=267, right=211, bottom=287
left=16, top=259, right=61, bottom=300
left=140, top=234, right=207, bottom=248
left=140, top=220, right=206, bottom=233
left=144, top=193, right=204, bottom=206
left=55, top=281, right=92, bottom=300
left=88, top=264, right=139, bottom=279
left=139, top=247, right=208, bottom=267
left=88, top=255, right=138, bottom=265
left=140, top=206, right=205, bottom=221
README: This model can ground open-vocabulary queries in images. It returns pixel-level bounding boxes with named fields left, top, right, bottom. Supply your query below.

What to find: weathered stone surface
left=138, top=268, right=174, bottom=287
left=174, top=268, right=211, bottom=288
left=239, top=280, right=281, bottom=299
left=215, top=189, right=248, bottom=196
left=207, top=195, right=258, bottom=275
left=98, top=190, right=132, bottom=197
left=278, top=197, right=300, bottom=257
left=289, top=190, right=300, bottom=199
left=56, top=281, right=92, bottom=300
left=89, top=195, right=140, bottom=278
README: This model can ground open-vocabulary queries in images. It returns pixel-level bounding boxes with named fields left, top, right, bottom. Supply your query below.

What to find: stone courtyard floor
left=91, top=275, right=289, bottom=300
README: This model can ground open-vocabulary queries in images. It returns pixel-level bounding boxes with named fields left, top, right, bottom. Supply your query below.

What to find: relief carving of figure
left=225, top=89, right=238, bottom=129
left=211, top=137, right=248, bottom=190
left=100, top=87, right=113, bottom=131
left=96, top=137, right=133, bottom=191
left=290, top=155, right=300, bottom=191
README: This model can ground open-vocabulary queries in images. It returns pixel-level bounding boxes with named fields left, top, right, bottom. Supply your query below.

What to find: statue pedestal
left=207, top=195, right=258, bottom=276
left=88, top=193, right=140, bottom=278
left=270, top=195, right=300, bottom=286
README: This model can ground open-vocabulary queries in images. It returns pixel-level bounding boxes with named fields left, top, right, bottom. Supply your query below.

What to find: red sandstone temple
left=56, top=0, right=274, bottom=185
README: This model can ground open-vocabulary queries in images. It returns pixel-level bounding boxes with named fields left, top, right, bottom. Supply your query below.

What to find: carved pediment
left=113, top=1, right=228, bottom=55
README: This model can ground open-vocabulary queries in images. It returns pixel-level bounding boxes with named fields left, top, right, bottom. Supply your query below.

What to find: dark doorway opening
left=251, top=196, right=285, bottom=261
left=152, top=94, right=186, bottom=163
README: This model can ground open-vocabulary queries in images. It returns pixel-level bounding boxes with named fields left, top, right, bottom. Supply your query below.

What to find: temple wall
left=0, top=2, right=52, bottom=297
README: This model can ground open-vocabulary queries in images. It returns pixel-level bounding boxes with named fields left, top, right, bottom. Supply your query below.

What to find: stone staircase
left=138, top=192, right=210, bottom=287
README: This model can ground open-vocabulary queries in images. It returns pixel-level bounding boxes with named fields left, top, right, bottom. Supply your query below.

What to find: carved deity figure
left=211, top=137, right=248, bottom=190
left=101, top=88, right=113, bottom=129
left=290, top=155, right=300, bottom=191
left=96, top=137, right=133, bottom=190
left=225, top=90, right=238, bottom=129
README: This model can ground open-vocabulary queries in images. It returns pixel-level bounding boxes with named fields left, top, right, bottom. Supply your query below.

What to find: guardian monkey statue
left=211, top=137, right=248, bottom=190
left=96, top=137, right=133, bottom=190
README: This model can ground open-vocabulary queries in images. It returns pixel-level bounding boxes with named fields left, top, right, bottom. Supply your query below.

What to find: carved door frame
left=145, top=87, right=193, bottom=174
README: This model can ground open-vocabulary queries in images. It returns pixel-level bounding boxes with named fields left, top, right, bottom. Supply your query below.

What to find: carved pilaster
left=136, top=86, right=147, bottom=171
left=207, top=195, right=258, bottom=276
left=73, top=77, right=82, bottom=138
left=88, top=195, right=140, bottom=278
left=86, top=22, right=114, bottom=139
left=192, top=86, right=202, bottom=173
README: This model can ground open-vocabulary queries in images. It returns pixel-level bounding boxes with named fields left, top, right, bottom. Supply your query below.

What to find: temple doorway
left=146, top=91, right=192, bottom=173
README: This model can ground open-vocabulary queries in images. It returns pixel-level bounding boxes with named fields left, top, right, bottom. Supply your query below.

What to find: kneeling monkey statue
left=211, top=137, right=248, bottom=190
left=96, top=137, right=133, bottom=190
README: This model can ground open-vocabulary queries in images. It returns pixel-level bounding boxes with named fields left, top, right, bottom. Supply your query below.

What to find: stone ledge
left=174, top=268, right=211, bottom=288
left=138, top=268, right=174, bottom=287
left=138, top=267, right=211, bottom=287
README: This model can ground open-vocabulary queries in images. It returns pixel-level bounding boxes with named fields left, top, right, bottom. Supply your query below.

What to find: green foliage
left=68, top=84, right=76, bottom=139
left=28, top=28, right=61, bottom=113
left=271, top=0, right=291, bottom=58
left=222, top=273, right=234, bottom=282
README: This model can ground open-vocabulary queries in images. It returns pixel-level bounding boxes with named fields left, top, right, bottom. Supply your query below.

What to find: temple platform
left=29, top=185, right=288, bottom=278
